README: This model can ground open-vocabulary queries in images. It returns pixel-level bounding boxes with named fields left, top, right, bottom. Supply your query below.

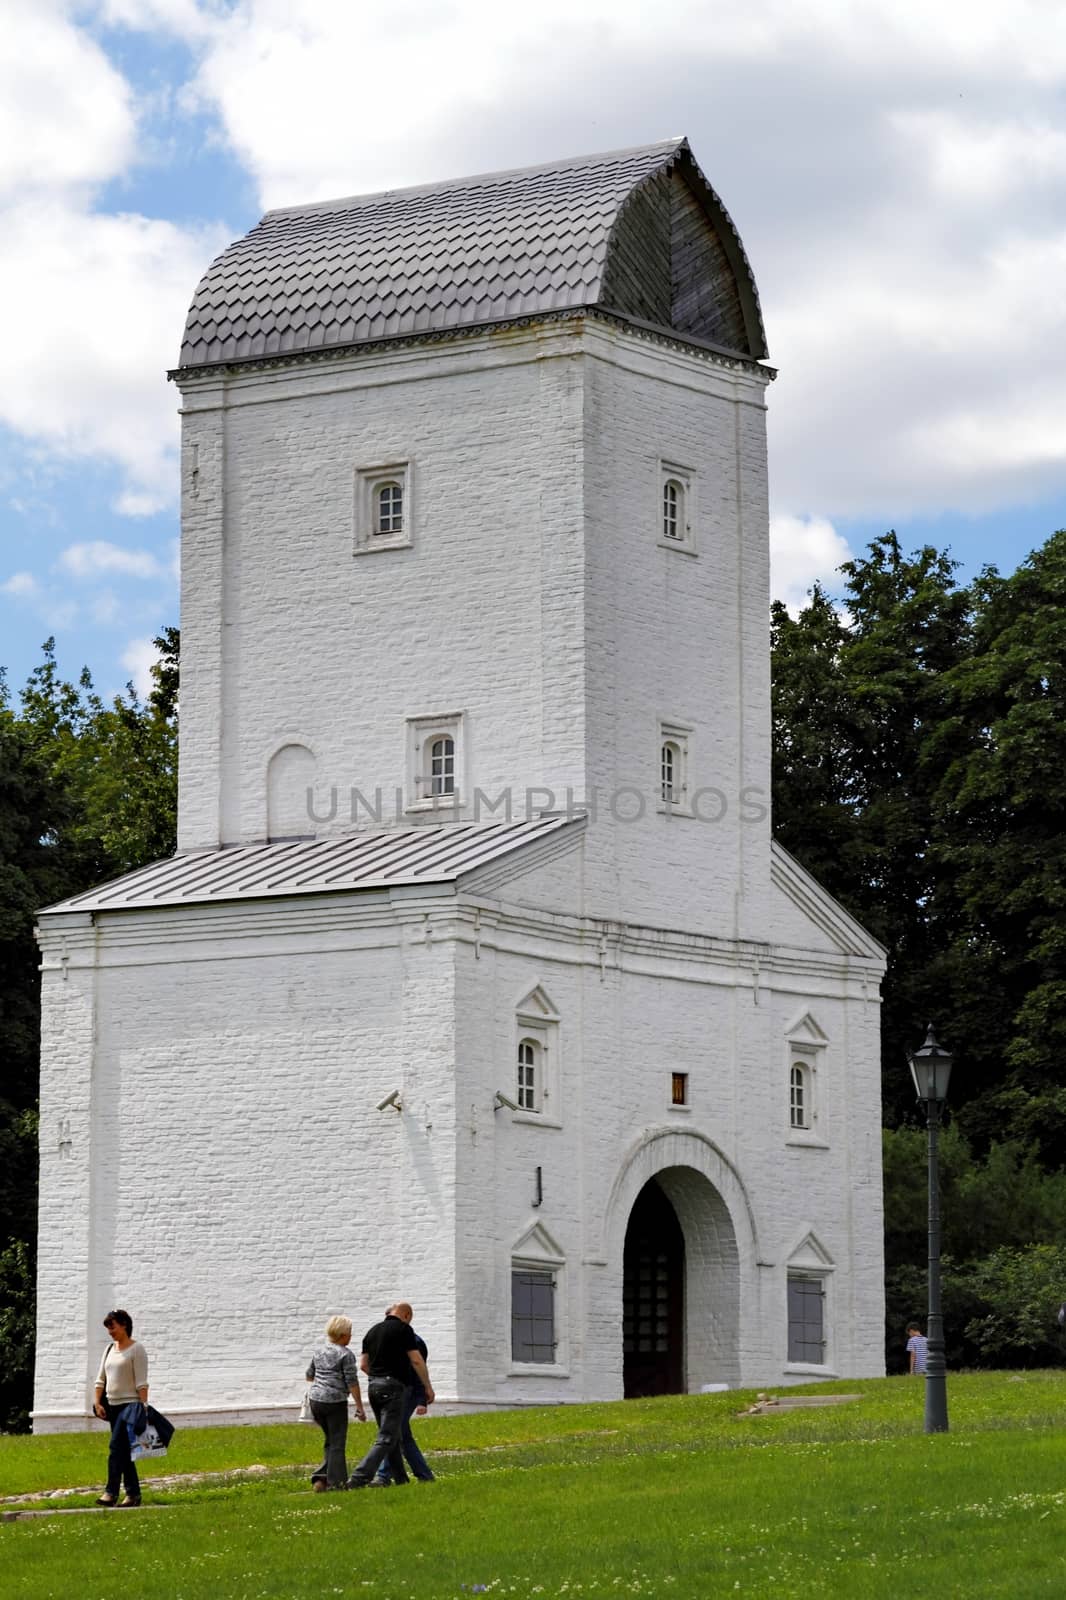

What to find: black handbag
left=97, top=1341, right=115, bottom=1411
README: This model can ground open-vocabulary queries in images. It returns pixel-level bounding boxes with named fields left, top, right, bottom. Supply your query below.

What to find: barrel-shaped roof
left=177, top=138, right=767, bottom=372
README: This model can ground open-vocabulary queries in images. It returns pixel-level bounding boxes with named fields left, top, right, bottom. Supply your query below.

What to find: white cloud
left=172, top=0, right=1066, bottom=206
left=5, top=0, right=1066, bottom=560
left=0, top=2, right=135, bottom=202
left=120, top=635, right=160, bottom=698
left=57, top=540, right=172, bottom=580
left=155, top=0, right=1066, bottom=530
left=767, top=221, right=1066, bottom=518
left=0, top=5, right=230, bottom=516
left=1, top=570, right=40, bottom=597
left=115, top=489, right=172, bottom=518
left=99, top=0, right=213, bottom=36
left=0, top=200, right=229, bottom=513
left=770, top=514, right=855, bottom=614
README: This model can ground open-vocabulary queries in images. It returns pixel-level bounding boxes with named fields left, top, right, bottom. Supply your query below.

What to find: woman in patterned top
left=305, top=1315, right=367, bottom=1490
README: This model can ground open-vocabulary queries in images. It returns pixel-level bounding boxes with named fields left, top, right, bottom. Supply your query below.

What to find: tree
left=883, top=1124, right=1066, bottom=1367
left=772, top=533, right=974, bottom=1124
left=770, top=583, right=857, bottom=890
left=955, top=1244, right=1066, bottom=1366
left=932, top=532, right=1066, bottom=1163
left=774, top=530, right=1066, bottom=1369
left=0, top=686, right=91, bottom=1429
left=18, top=629, right=179, bottom=874
left=0, top=633, right=179, bottom=1430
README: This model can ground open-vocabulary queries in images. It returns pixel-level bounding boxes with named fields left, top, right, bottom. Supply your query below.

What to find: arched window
left=789, top=1063, right=808, bottom=1129
left=428, top=735, right=454, bottom=797
left=661, top=739, right=681, bottom=804
left=517, top=1037, right=540, bottom=1112
left=375, top=481, right=403, bottom=536
left=662, top=479, right=683, bottom=541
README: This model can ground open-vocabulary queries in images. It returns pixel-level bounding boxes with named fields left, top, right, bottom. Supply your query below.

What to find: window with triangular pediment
left=513, top=987, right=561, bottom=1124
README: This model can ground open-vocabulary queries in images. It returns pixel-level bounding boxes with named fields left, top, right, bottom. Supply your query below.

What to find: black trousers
left=348, top=1378, right=410, bottom=1486
left=310, top=1400, right=350, bottom=1487
left=104, top=1401, right=141, bottom=1499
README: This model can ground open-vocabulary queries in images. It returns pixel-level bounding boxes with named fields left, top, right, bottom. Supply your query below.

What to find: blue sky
left=3, top=1, right=1066, bottom=703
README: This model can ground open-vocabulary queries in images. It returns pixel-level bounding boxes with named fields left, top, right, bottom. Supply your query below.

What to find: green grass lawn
left=2, top=1373, right=1064, bottom=1599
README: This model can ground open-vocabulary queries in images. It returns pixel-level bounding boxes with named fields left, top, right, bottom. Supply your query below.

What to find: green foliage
left=17, top=629, right=178, bottom=873
left=930, top=532, right=1066, bottom=1161
left=0, top=696, right=91, bottom=1436
left=953, top=1245, right=1066, bottom=1365
left=883, top=1126, right=1066, bottom=1369
left=775, top=534, right=1066, bottom=1367
left=772, top=533, right=974, bottom=1126
left=0, top=1236, right=36, bottom=1433
left=0, top=633, right=179, bottom=1432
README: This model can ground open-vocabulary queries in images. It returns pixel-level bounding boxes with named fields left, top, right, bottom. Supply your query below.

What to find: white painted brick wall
left=174, top=320, right=771, bottom=939
left=34, top=900, right=461, bottom=1424
left=35, top=314, right=885, bottom=1429
left=36, top=876, right=883, bottom=1426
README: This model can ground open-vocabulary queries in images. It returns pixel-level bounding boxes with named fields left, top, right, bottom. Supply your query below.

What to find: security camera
left=494, top=1090, right=519, bottom=1112
left=376, top=1090, right=402, bottom=1112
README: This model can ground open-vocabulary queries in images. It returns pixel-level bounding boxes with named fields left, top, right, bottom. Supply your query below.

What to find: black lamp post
left=907, top=1025, right=954, bottom=1434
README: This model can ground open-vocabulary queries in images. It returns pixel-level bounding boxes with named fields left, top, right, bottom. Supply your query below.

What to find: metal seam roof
left=40, top=817, right=580, bottom=915
left=176, top=139, right=767, bottom=372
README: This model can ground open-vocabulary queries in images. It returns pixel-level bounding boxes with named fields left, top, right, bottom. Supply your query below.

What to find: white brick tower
left=33, top=141, right=886, bottom=1430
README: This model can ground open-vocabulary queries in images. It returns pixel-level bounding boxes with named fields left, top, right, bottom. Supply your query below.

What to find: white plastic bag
left=131, top=1423, right=169, bottom=1461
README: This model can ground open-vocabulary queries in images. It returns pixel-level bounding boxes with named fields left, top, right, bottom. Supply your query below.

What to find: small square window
left=406, top=713, right=463, bottom=811
left=355, top=461, right=412, bottom=553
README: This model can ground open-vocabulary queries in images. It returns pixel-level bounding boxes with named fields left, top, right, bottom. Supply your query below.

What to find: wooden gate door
left=622, top=1178, right=685, bottom=1397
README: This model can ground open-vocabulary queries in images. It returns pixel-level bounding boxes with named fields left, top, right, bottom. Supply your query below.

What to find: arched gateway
left=609, top=1129, right=756, bottom=1395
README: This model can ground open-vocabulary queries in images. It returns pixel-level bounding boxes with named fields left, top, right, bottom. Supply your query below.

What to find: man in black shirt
left=347, top=1302, right=435, bottom=1488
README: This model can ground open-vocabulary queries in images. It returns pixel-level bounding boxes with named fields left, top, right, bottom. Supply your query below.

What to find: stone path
left=737, top=1393, right=861, bottom=1416
left=0, top=1462, right=275, bottom=1509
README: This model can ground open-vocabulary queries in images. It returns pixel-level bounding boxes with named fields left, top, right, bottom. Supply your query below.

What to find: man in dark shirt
left=373, top=1307, right=435, bottom=1483
left=347, top=1302, right=435, bottom=1488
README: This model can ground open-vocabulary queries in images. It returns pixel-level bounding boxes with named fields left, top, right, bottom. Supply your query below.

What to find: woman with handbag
left=305, top=1315, right=366, bottom=1490
left=91, top=1309, right=148, bottom=1507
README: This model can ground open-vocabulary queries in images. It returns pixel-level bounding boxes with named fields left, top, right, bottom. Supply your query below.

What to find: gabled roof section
left=176, top=138, right=767, bottom=373
left=40, top=817, right=580, bottom=916
left=511, top=1221, right=565, bottom=1263
left=786, top=1230, right=835, bottom=1270
left=770, top=841, right=887, bottom=963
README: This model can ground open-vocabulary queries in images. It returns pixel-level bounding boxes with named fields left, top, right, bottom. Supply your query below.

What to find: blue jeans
left=104, top=1401, right=141, bottom=1499
left=374, top=1387, right=434, bottom=1482
left=348, top=1378, right=409, bottom=1486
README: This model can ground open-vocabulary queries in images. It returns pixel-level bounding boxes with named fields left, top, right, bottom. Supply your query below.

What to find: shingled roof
left=176, top=138, right=767, bottom=373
